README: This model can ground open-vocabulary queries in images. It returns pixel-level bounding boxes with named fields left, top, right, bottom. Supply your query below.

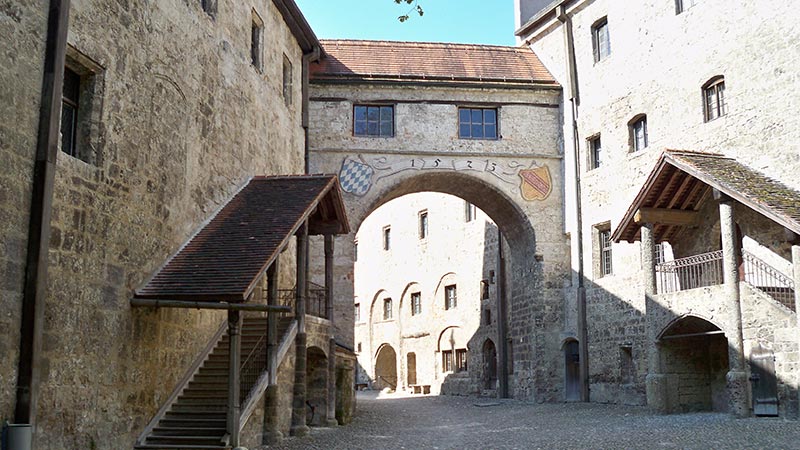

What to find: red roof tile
left=311, top=39, right=557, bottom=85
left=134, top=175, right=349, bottom=303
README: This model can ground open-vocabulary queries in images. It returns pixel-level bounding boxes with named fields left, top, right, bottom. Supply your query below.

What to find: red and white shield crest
left=519, top=166, right=552, bottom=201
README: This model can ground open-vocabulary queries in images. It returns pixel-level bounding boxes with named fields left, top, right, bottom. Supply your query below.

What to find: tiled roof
left=613, top=150, right=800, bottom=242
left=311, top=39, right=557, bottom=85
left=134, top=175, right=349, bottom=303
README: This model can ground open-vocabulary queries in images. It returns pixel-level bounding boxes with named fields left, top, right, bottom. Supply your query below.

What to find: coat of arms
left=519, top=166, right=552, bottom=201
left=339, top=157, right=374, bottom=196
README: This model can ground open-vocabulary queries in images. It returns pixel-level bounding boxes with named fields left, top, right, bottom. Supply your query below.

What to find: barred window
left=703, top=77, right=726, bottom=122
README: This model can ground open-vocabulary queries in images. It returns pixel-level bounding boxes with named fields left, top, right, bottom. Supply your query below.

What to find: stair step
left=152, top=427, right=227, bottom=437
left=164, top=411, right=226, bottom=419
left=135, top=445, right=228, bottom=450
left=170, top=404, right=227, bottom=413
left=146, top=435, right=225, bottom=445
left=187, top=382, right=228, bottom=390
left=175, top=397, right=227, bottom=406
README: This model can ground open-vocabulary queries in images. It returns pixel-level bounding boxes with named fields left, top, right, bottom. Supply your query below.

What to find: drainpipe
left=12, top=1, right=70, bottom=446
left=496, top=229, right=509, bottom=398
left=555, top=4, right=589, bottom=403
left=302, top=45, right=321, bottom=175
left=792, top=245, right=800, bottom=420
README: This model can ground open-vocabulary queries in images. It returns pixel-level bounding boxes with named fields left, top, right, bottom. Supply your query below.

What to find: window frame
left=629, top=115, right=648, bottom=152
left=592, top=17, right=611, bottom=62
left=282, top=54, right=293, bottom=107
left=442, top=350, right=453, bottom=372
left=411, top=292, right=422, bottom=316
left=383, top=298, right=393, bottom=320
left=61, top=67, right=81, bottom=159
left=455, top=349, right=468, bottom=372
left=382, top=226, right=391, bottom=251
left=675, top=0, right=698, bottom=14
left=458, top=107, right=498, bottom=140
left=418, top=210, right=428, bottom=240
left=464, top=201, right=477, bottom=222
left=703, top=76, right=726, bottom=122
left=250, top=11, right=264, bottom=72
left=353, top=104, right=395, bottom=137
left=444, top=284, right=457, bottom=310
left=354, top=303, right=360, bottom=322
left=598, top=227, right=613, bottom=277
left=587, top=134, right=602, bottom=169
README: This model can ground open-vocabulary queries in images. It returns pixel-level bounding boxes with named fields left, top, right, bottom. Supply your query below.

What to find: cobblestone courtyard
left=261, top=392, right=800, bottom=450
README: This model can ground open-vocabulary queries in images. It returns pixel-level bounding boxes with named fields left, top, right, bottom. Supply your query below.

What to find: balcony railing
left=278, top=285, right=328, bottom=319
left=656, top=250, right=724, bottom=294
left=742, top=250, right=796, bottom=310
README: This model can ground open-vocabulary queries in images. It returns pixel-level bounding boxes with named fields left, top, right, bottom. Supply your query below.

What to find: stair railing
left=134, top=320, right=228, bottom=447
left=655, top=250, right=724, bottom=294
left=742, top=250, right=796, bottom=310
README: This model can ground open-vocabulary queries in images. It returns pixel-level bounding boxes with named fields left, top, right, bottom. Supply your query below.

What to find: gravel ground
left=259, top=391, right=800, bottom=450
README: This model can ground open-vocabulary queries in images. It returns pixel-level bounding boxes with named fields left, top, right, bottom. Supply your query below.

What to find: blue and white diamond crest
left=339, top=157, right=374, bottom=196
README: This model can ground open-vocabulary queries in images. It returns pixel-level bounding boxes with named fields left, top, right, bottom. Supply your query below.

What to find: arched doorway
left=658, top=316, right=730, bottom=413
left=375, top=344, right=398, bottom=391
left=407, top=352, right=417, bottom=386
left=306, top=346, right=328, bottom=426
left=482, top=339, right=498, bottom=391
left=564, top=339, right=580, bottom=402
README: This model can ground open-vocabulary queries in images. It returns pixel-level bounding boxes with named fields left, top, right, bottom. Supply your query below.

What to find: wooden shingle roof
left=311, top=39, right=557, bottom=86
left=613, top=150, right=800, bottom=243
left=134, top=175, right=349, bottom=303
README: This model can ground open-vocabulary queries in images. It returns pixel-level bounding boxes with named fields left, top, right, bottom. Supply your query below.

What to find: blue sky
left=294, top=0, right=517, bottom=46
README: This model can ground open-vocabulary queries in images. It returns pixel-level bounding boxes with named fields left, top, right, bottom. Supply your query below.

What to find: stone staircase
left=135, top=316, right=294, bottom=450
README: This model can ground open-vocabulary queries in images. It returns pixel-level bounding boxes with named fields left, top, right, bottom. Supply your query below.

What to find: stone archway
left=310, top=165, right=568, bottom=401
left=657, top=316, right=730, bottom=413
left=375, top=344, right=398, bottom=391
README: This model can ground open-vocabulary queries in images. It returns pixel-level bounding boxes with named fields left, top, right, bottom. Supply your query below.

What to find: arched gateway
left=307, top=40, right=568, bottom=401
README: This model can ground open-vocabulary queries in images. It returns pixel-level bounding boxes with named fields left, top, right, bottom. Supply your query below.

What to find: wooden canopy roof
left=613, top=150, right=800, bottom=243
left=134, top=175, right=349, bottom=303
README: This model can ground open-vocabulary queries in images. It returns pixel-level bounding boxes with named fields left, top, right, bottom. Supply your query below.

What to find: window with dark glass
left=630, top=115, right=648, bottom=152
left=61, top=67, right=80, bottom=159
left=458, top=108, right=497, bottom=139
left=251, top=12, right=264, bottom=71
left=382, top=226, right=391, bottom=251
left=592, top=18, right=611, bottom=62
left=444, top=284, right=457, bottom=310
left=588, top=135, right=602, bottom=169
left=599, top=229, right=613, bottom=276
left=383, top=298, right=392, bottom=320
left=703, top=77, right=726, bottom=122
left=465, top=201, right=477, bottom=222
left=354, top=105, right=394, bottom=137
left=418, top=211, right=428, bottom=239
left=411, top=292, right=422, bottom=316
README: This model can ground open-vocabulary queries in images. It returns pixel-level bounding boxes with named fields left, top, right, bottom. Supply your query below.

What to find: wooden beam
left=634, top=207, right=698, bottom=226
left=308, top=220, right=343, bottom=236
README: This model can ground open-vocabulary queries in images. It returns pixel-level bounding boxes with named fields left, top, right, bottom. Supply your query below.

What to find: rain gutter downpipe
left=556, top=3, right=589, bottom=403
left=11, top=0, right=70, bottom=447
left=302, top=45, right=321, bottom=174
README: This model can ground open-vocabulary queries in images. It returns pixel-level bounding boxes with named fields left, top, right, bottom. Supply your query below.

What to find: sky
left=294, top=0, right=517, bottom=46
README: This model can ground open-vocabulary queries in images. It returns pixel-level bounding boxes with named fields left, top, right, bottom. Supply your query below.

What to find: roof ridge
left=319, top=38, right=527, bottom=51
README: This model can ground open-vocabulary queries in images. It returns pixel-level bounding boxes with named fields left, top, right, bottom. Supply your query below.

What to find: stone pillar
left=262, top=260, right=282, bottom=444
left=324, top=235, right=338, bottom=426
left=719, top=196, right=749, bottom=417
left=227, top=311, right=242, bottom=447
left=792, top=245, right=800, bottom=420
left=642, top=223, right=668, bottom=413
left=290, top=223, right=310, bottom=437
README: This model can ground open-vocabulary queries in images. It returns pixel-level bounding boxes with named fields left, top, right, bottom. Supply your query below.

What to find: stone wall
left=1, top=0, right=308, bottom=447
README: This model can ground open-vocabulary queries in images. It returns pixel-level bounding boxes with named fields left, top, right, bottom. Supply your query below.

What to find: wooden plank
left=634, top=207, right=698, bottom=226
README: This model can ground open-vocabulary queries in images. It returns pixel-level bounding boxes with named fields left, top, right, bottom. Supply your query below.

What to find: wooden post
left=227, top=310, right=242, bottom=446
left=325, top=235, right=338, bottom=425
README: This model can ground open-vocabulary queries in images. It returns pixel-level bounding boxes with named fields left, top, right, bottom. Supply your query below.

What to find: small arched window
left=703, top=76, right=726, bottom=122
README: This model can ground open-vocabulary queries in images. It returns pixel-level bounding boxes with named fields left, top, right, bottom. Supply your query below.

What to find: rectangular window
left=282, top=55, right=293, bottom=106
left=620, top=346, right=635, bottom=384
left=599, top=228, right=613, bottom=276
left=251, top=12, right=264, bottom=71
left=631, top=116, right=648, bottom=152
left=592, top=18, right=611, bottom=62
left=354, top=105, right=394, bottom=137
left=442, top=350, right=453, bottom=372
left=480, top=280, right=489, bottom=300
left=383, top=298, right=393, bottom=320
left=61, top=67, right=80, bottom=159
left=588, top=134, right=602, bottom=169
left=458, top=107, right=497, bottom=139
left=354, top=240, right=358, bottom=261
left=655, top=242, right=666, bottom=265
left=411, top=292, right=422, bottom=316
left=676, top=0, right=698, bottom=14
left=455, top=349, right=468, bottom=372
left=354, top=303, right=360, bottom=322
left=357, top=342, right=362, bottom=353
left=418, top=211, right=428, bottom=239
left=445, top=284, right=457, bottom=310
left=382, top=226, right=391, bottom=251
left=465, top=201, right=477, bottom=222
left=704, top=78, right=726, bottom=122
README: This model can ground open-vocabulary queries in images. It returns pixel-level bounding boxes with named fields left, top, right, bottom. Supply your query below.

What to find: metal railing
left=656, top=250, right=724, bottom=294
left=239, top=324, right=268, bottom=403
left=278, top=286, right=328, bottom=319
left=742, top=250, right=796, bottom=310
